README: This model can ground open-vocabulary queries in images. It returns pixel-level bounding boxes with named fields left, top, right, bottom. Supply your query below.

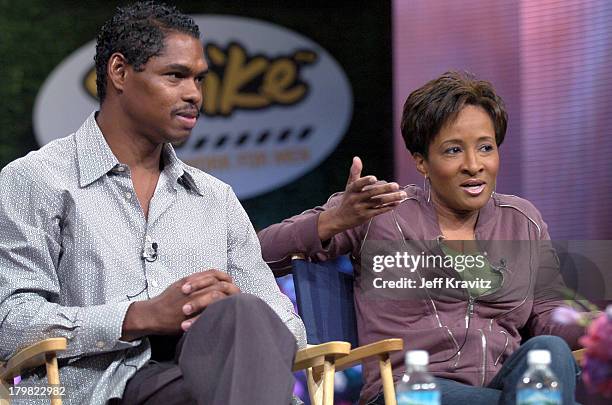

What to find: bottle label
left=516, top=388, right=561, bottom=405
left=397, top=391, right=441, bottom=405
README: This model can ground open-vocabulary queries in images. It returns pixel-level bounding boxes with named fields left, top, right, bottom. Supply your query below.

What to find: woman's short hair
left=400, top=71, right=507, bottom=157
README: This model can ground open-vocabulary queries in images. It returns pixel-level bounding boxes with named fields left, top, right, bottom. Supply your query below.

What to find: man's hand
left=122, top=270, right=241, bottom=340
left=317, top=157, right=407, bottom=241
left=178, top=270, right=240, bottom=331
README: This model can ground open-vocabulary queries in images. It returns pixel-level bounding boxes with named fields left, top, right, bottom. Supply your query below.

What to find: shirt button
left=150, top=279, right=158, bottom=288
left=117, top=166, right=125, bottom=172
left=124, top=192, right=132, bottom=200
left=96, top=341, right=106, bottom=348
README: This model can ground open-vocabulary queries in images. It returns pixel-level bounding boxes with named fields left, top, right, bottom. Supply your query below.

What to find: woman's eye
left=445, top=146, right=461, bottom=154
left=480, top=144, right=494, bottom=152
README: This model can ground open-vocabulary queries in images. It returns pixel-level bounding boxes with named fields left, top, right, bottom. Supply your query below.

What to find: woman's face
left=415, top=105, right=499, bottom=214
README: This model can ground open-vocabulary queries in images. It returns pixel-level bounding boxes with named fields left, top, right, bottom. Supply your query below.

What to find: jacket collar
left=413, top=187, right=498, bottom=240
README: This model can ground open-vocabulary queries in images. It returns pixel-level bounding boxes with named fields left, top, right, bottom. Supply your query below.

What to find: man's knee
left=186, top=293, right=293, bottom=349
left=185, top=294, right=271, bottom=343
left=202, top=293, right=263, bottom=314
left=224, top=293, right=267, bottom=308
left=195, top=293, right=274, bottom=328
left=211, top=293, right=270, bottom=316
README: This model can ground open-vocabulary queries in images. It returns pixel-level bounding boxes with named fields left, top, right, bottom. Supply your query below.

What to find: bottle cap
left=527, top=349, right=551, bottom=365
left=405, top=350, right=429, bottom=366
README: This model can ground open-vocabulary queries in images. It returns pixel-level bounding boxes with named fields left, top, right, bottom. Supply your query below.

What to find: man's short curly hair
left=94, top=1, right=200, bottom=102
left=400, top=71, right=508, bottom=158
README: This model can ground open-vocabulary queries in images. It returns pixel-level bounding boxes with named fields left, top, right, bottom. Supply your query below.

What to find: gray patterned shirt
left=0, top=112, right=306, bottom=404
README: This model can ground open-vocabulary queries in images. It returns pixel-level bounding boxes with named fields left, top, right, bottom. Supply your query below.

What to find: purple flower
left=552, top=306, right=582, bottom=325
left=582, top=357, right=612, bottom=397
left=580, top=312, right=612, bottom=360
left=580, top=306, right=612, bottom=397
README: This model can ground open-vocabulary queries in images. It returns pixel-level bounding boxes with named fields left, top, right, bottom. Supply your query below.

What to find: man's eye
left=167, top=72, right=183, bottom=79
left=445, top=146, right=461, bottom=154
left=195, top=76, right=205, bottom=83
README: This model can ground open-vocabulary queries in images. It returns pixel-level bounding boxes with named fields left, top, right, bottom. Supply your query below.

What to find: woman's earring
left=423, top=175, right=431, bottom=203
left=491, top=183, right=496, bottom=198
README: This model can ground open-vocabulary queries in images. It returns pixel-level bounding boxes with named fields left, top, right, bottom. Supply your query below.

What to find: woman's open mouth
left=460, top=179, right=486, bottom=196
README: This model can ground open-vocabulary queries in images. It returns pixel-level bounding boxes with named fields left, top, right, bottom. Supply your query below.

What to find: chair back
left=291, top=256, right=358, bottom=347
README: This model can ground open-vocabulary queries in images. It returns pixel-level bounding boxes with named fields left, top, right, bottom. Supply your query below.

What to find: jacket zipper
left=479, top=329, right=487, bottom=386
left=464, top=234, right=505, bottom=387
left=465, top=297, right=475, bottom=329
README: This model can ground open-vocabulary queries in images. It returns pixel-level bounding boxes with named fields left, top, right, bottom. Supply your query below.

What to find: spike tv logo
left=33, top=15, right=353, bottom=199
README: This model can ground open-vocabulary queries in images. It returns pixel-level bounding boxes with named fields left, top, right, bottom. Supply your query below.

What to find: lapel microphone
left=141, top=242, right=159, bottom=262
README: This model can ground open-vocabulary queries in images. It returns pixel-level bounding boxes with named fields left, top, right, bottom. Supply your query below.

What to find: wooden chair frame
left=0, top=337, right=351, bottom=405
left=0, top=338, right=352, bottom=405
left=0, top=333, right=584, bottom=405
left=289, top=254, right=404, bottom=405
left=1, top=338, right=67, bottom=405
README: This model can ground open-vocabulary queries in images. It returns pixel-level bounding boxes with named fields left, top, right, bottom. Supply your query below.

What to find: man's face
left=120, top=32, right=208, bottom=144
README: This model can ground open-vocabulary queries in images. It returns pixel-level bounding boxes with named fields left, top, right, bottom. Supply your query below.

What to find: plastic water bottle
left=396, top=350, right=440, bottom=405
left=516, top=349, right=561, bottom=405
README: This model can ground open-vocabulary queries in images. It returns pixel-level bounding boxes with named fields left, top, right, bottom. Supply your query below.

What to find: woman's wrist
left=317, top=208, right=343, bottom=242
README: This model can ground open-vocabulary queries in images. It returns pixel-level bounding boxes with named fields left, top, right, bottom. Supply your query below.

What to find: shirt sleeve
left=0, top=165, right=140, bottom=361
left=224, top=185, right=307, bottom=348
left=257, top=192, right=365, bottom=275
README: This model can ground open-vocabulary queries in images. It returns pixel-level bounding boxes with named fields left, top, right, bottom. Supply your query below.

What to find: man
left=0, top=2, right=305, bottom=404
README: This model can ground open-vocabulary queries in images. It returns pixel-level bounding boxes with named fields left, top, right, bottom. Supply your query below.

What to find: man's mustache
left=172, top=105, right=201, bottom=118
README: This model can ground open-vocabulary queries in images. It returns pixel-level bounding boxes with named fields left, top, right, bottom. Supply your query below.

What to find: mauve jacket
left=258, top=185, right=584, bottom=403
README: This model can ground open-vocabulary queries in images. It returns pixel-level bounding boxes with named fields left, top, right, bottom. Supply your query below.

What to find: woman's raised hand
left=317, top=157, right=407, bottom=241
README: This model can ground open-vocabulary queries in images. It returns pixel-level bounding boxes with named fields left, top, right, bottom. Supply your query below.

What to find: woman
left=258, top=71, right=582, bottom=405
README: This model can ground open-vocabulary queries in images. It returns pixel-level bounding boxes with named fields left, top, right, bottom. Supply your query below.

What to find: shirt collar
left=75, top=112, right=120, bottom=188
left=75, top=111, right=204, bottom=196
left=162, top=143, right=204, bottom=196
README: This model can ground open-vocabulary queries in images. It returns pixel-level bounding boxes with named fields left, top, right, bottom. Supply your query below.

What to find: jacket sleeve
left=525, top=215, right=585, bottom=349
left=257, top=192, right=366, bottom=275
left=225, top=186, right=307, bottom=348
left=0, top=166, right=140, bottom=361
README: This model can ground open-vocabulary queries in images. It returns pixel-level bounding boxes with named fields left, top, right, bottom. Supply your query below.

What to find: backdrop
left=393, top=0, right=612, bottom=239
